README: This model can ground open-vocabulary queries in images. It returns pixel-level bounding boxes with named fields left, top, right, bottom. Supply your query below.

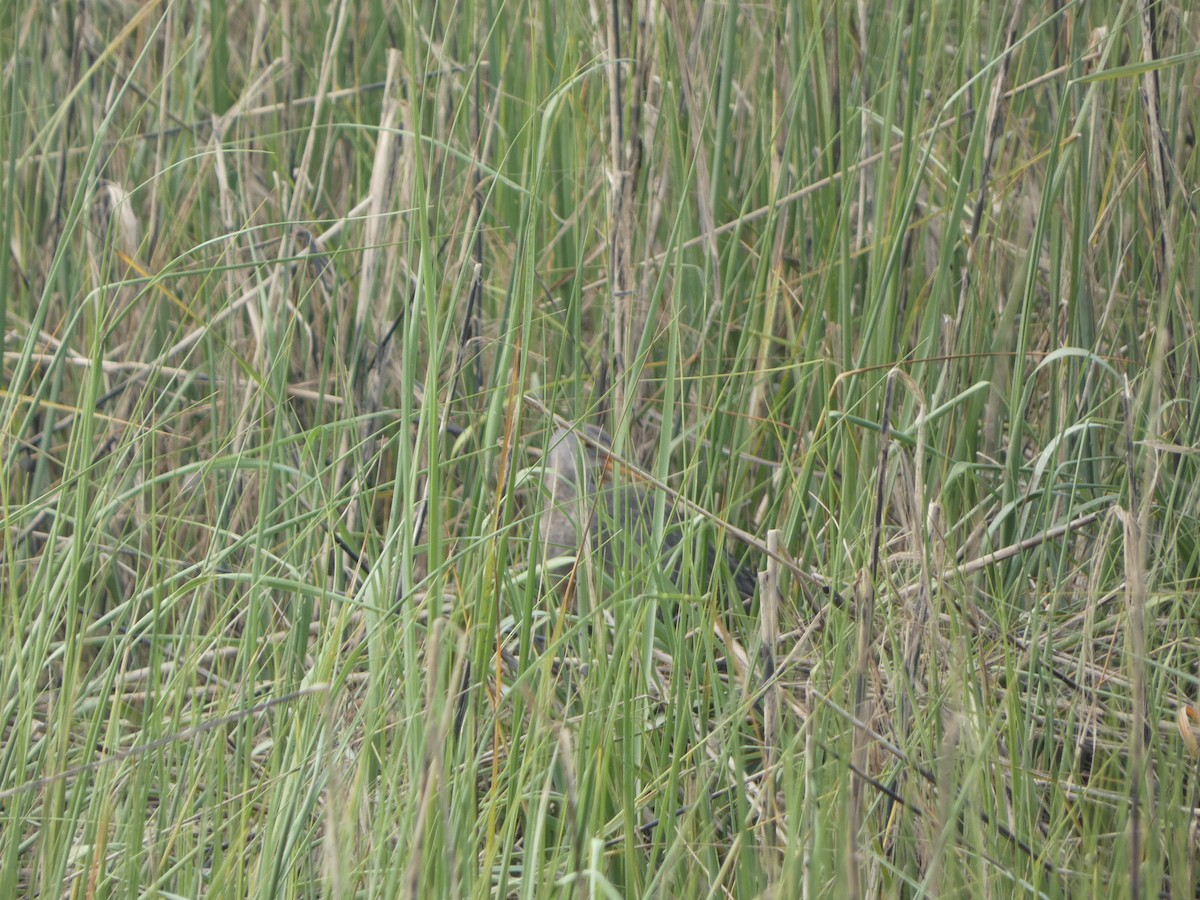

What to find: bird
left=537, top=425, right=757, bottom=600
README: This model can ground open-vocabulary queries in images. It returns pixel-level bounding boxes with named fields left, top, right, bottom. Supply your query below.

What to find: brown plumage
left=538, top=426, right=756, bottom=599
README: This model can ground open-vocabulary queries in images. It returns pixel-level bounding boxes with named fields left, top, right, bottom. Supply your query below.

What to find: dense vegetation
left=3, top=0, right=1199, bottom=896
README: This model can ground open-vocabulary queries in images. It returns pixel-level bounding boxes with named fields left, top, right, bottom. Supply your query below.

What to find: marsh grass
left=3, top=1, right=1200, bottom=897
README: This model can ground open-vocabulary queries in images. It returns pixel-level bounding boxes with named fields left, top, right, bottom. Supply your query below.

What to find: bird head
left=543, top=425, right=613, bottom=494
left=538, top=424, right=612, bottom=563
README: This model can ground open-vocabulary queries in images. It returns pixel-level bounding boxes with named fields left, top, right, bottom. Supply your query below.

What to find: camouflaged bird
left=538, top=425, right=757, bottom=599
